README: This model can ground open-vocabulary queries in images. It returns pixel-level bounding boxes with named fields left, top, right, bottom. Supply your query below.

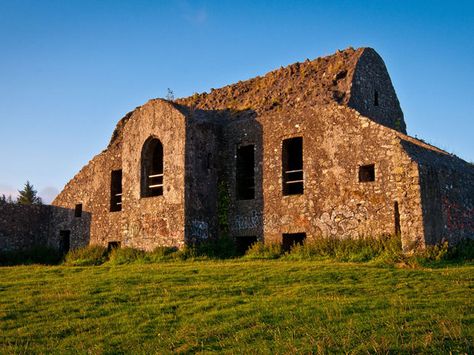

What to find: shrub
left=244, top=242, right=282, bottom=259
left=108, top=247, right=146, bottom=265
left=64, top=245, right=108, bottom=266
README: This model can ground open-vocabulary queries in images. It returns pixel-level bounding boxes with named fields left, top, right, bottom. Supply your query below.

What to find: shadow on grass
left=0, top=246, right=63, bottom=266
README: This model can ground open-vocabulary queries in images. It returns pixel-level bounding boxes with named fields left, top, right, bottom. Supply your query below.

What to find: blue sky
left=0, top=0, right=473, bottom=203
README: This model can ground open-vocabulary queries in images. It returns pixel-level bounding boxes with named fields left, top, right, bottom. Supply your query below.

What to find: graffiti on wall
left=229, top=204, right=369, bottom=237
left=231, top=211, right=262, bottom=231
left=190, top=220, right=209, bottom=239
left=314, top=205, right=369, bottom=238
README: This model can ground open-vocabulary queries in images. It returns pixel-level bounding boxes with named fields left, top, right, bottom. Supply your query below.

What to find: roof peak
left=174, top=47, right=372, bottom=113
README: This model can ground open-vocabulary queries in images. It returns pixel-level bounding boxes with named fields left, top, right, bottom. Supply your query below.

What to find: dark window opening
left=282, top=233, right=306, bottom=252
left=206, top=153, right=212, bottom=170
left=282, top=137, right=304, bottom=195
left=59, top=230, right=71, bottom=254
left=107, top=241, right=121, bottom=252
left=359, top=164, right=375, bottom=182
left=394, top=201, right=401, bottom=236
left=236, top=145, right=255, bottom=200
left=141, top=138, right=164, bottom=197
left=374, top=90, right=379, bottom=106
left=110, top=170, right=122, bottom=212
left=235, top=236, right=258, bottom=255
left=74, top=204, right=82, bottom=217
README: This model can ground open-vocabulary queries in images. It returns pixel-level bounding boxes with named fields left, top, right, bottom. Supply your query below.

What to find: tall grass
left=239, top=235, right=403, bottom=262
left=242, top=236, right=473, bottom=266
left=285, top=235, right=402, bottom=262
left=3, top=235, right=472, bottom=267
left=63, top=245, right=108, bottom=266
left=244, top=241, right=282, bottom=259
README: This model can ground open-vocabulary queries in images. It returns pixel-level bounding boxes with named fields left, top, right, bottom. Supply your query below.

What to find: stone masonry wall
left=184, top=116, right=221, bottom=243
left=120, top=100, right=186, bottom=250
left=348, top=48, right=406, bottom=133
left=0, top=204, right=49, bottom=251
left=223, top=113, right=264, bottom=240
left=53, top=135, right=123, bottom=247
left=223, top=103, right=424, bottom=250
left=0, top=203, right=90, bottom=252
left=401, top=139, right=474, bottom=244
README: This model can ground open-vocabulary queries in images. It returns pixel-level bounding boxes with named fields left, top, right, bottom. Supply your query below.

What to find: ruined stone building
left=3, top=47, right=472, bottom=254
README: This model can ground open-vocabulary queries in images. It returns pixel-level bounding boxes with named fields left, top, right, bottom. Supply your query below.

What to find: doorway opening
left=59, top=230, right=71, bottom=254
left=235, top=236, right=258, bottom=255
left=282, top=233, right=306, bottom=252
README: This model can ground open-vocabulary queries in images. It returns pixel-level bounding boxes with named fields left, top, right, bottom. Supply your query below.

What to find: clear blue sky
left=0, top=0, right=473, bottom=203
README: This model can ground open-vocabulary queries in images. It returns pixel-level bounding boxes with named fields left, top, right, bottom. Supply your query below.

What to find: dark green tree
left=17, top=181, right=42, bottom=205
left=0, top=194, right=14, bottom=204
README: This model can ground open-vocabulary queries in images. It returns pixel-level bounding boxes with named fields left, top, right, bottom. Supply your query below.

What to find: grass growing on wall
left=0, top=260, right=472, bottom=353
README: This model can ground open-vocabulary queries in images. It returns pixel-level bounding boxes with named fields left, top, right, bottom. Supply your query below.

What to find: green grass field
left=0, top=260, right=473, bottom=354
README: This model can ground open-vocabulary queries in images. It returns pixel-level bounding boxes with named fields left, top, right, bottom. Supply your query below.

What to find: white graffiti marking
left=231, top=210, right=262, bottom=231
left=315, top=205, right=368, bottom=238
left=190, top=220, right=209, bottom=239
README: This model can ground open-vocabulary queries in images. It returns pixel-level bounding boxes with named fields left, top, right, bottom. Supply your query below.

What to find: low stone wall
left=0, top=203, right=90, bottom=252
left=0, top=203, right=50, bottom=251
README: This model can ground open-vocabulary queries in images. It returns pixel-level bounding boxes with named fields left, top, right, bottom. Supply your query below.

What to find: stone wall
left=120, top=100, right=187, bottom=250
left=0, top=203, right=90, bottom=252
left=222, top=103, right=424, bottom=250
left=223, top=112, right=264, bottom=240
left=184, top=115, right=221, bottom=243
left=347, top=48, right=406, bottom=133
left=52, top=133, right=123, bottom=246
left=402, top=139, right=474, bottom=244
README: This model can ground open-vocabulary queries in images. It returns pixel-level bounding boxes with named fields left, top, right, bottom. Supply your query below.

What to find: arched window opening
left=141, top=138, right=164, bottom=197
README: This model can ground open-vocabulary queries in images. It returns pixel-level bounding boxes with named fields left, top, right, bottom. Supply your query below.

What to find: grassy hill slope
left=1, top=260, right=472, bottom=353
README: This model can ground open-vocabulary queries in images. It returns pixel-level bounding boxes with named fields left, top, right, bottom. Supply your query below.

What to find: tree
left=0, top=194, right=14, bottom=204
left=17, top=181, right=42, bottom=205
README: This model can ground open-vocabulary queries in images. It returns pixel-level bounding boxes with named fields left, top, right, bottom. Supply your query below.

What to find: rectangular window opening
left=359, top=164, right=375, bottom=182
left=107, top=241, right=121, bottom=252
left=235, top=236, right=258, bottom=255
left=374, top=89, right=379, bottom=106
left=282, top=137, right=304, bottom=195
left=236, top=145, right=255, bottom=200
left=394, top=201, right=401, bottom=236
left=110, top=170, right=123, bottom=212
left=59, top=230, right=71, bottom=254
left=74, top=203, right=82, bottom=218
left=206, top=153, right=212, bottom=170
left=282, top=233, right=306, bottom=252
